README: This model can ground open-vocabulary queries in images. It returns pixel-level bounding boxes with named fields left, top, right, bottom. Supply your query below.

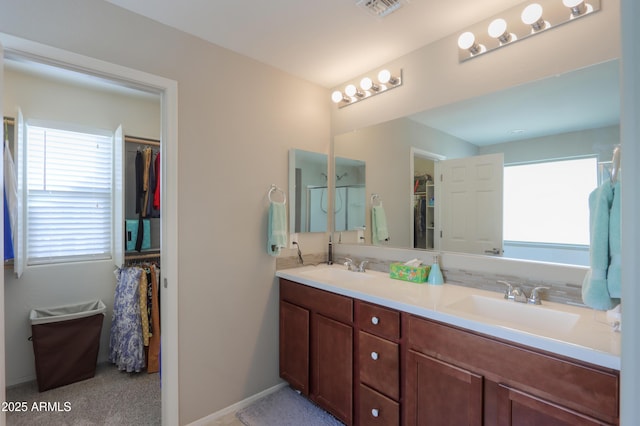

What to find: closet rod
left=125, top=135, right=160, bottom=147
left=3, top=117, right=16, bottom=126
left=125, top=252, right=161, bottom=261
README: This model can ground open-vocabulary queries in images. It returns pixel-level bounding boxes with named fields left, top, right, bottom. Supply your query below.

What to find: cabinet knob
left=371, top=316, right=379, bottom=325
left=371, top=408, right=379, bottom=418
left=371, top=351, right=379, bottom=360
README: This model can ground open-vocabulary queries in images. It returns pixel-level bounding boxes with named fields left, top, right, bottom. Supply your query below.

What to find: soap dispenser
left=427, top=255, right=444, bottom=285
left=327, top=235, right=334, bottom=265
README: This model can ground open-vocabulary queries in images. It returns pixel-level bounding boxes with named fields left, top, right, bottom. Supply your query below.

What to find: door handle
left=484, top=248, right=502, bottom=255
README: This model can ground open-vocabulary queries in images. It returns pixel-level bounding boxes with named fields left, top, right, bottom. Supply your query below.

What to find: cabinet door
left=405, top=350, right=483, bottom=426
left=312, top=313, right=353, bottom=425
left=279, top=301, right=310, bottom=395
left=497, top=385, right=615, bottom=426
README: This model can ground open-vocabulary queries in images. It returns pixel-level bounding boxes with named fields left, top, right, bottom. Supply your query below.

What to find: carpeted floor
left=5, top=363, right=161, bottom=425
left=236, top=386, right=344, bottom=426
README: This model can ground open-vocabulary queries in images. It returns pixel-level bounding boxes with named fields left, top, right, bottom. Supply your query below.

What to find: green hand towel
left=267, top=202, right=287, bottom=256
left=607, top=180, right=621, bottom=298
left=582, top=182, right=619, bottom=310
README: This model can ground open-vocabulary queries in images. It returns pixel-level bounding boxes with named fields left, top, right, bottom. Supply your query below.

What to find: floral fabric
left=109, top=267, right=145, bottom=372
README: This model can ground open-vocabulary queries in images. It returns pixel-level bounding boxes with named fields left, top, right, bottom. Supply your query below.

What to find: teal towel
left=267, top=201, right=287, bottom=256
left=607, top=181, right=621, bottom=298
left=582, top=182, right=619, bottom=310
left=371, top=204, right=389, bottom=245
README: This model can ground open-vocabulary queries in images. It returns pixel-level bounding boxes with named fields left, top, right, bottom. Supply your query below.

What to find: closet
left=109, top=135, right=162, bottom=373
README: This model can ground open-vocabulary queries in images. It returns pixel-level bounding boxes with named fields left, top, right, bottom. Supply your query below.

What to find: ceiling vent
left=356, top=0, right=406, bottom=18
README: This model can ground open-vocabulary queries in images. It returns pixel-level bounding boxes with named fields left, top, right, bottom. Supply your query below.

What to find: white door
left=439, top=153, right=504, bottom=256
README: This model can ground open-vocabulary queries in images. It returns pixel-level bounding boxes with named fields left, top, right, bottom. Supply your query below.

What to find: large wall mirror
left=333, top=59, right=620, bottom=267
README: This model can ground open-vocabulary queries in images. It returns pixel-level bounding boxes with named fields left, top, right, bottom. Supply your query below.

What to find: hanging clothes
left=153, top=152, right=161, bottom=211
left=147, top=265, right=161, bottom=373
left=109, top=267, right=146, bottom=372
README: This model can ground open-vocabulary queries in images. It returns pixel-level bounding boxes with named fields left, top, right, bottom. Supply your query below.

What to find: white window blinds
left=25, top=124, right=113, bottom=264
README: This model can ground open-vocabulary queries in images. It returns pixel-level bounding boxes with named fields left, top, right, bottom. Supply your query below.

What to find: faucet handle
left=343, top=258, right=353, bottom=270
left=358, top=260, right=369, bottom=272
left=528, top=286, right=550, bottom=305
left=497, top=280, right=514, bottom=299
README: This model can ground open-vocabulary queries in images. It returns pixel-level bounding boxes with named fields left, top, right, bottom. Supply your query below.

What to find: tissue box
left=389, top=263, right=431, bottom=283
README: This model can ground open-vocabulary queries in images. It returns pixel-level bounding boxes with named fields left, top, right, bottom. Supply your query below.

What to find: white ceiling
left=103, top=0, right=526, bottom=88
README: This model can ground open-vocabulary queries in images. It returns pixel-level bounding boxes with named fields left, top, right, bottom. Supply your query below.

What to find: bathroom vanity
left=276, top=265, right=620, bottom=425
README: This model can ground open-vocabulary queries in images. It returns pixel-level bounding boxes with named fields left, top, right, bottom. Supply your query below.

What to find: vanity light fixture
left=457, top=0, right=600, bottom=62
left=331, top=68, right=403, bottom=108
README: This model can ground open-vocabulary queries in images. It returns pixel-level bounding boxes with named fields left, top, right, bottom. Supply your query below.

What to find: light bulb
left=457, top=32, right=476, bottom=50
left=360, top=77, right=373, bottom=91
left=331, top=90, right=344, bottom=103
left=521, top=3, right=545, bottom=30
left=378, top=69, right=391, bottom=84
left=345, top=84, right=357, bottom=97
left=488, top=19, right=507, bottom=38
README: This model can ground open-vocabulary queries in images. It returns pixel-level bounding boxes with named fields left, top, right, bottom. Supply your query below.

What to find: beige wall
left=0, top=0, right=330, bottom=424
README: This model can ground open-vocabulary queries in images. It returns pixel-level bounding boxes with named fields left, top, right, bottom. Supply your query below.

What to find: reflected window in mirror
left=503, top=157, right=598, bottom=266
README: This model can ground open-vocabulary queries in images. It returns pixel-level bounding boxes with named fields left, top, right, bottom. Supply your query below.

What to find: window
left=24, top=124, right=114, bottom=264
left=503, top=157, right=598, bottom=246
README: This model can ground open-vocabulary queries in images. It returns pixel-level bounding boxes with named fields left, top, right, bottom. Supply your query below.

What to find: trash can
left=29, top=299, right=106, bottom=392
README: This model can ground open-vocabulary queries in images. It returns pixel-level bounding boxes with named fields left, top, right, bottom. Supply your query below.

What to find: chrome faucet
left=343, top=258, right=368, bottom=272
left=498, top=281, right=550, bottom=305
left=527, top=286, right=550, bottom=305
left=498, top=280, right=528, bottom=303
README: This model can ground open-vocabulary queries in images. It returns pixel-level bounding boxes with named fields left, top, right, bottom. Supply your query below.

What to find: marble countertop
left=276, top=264, right=621, bottom=370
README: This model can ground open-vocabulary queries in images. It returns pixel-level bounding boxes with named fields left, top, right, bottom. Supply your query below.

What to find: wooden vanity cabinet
left=355, top=301, right=402, bottom=426
left=405, top=314, right=620, bottom=426
left=279, top=279, right=354, bottom=425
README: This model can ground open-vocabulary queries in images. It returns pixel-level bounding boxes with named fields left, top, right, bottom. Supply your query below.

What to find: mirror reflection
left=333, top=59, right=620, bottom=267
left=289, top=149, right=329, bottom=233
left=289, top=149, right=367, bottom=235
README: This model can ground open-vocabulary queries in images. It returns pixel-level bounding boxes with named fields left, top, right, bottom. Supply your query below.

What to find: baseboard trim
left=187, top=382, right=288, bottom=426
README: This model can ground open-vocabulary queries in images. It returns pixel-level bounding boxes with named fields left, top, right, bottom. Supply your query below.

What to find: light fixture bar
left=331, top=68, right=403, bottom=108
left=457, top=0, right=601, bottom=62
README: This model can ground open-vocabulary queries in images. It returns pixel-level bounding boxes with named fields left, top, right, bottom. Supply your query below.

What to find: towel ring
left=611, top=146, right=621, bottom=184
left=371, top=193, right=382, bottom=207
left=268, top=184, right=286, bottom=204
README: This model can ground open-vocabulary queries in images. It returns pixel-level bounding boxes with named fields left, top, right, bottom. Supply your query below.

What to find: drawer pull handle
left=371, top=408, right=379, bottom=418
left=371, top=351, right=379, bottom=360
left=371, top=316, right=379, bottom=325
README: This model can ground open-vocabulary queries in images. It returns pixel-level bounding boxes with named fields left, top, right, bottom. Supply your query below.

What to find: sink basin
left=299, top=267, right=374, bottom=282
left=445, top=295, right=579, bottom=334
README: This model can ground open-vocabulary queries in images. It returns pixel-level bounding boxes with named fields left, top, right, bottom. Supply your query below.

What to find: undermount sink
left=300, top=267, right=374, bottom=282
left=445, top=294, right=580, bottom=334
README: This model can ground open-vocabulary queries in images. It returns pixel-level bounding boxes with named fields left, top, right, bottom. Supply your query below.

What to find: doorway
left=0, top=34, right=179, bottom=425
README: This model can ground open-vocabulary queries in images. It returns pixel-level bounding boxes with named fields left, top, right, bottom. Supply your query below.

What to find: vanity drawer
left=357, top=301, right=400, bottom=340
left=359, top=384, right=400, bottom=426
left=359, top=331, right=400, bottom=400
left=280, top=279, right=353, bottom=324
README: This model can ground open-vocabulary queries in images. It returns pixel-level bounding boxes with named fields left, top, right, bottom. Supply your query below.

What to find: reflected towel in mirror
left=371, top=204, right=389, bottom=245
left=582, top=181, right=620, bottom=310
